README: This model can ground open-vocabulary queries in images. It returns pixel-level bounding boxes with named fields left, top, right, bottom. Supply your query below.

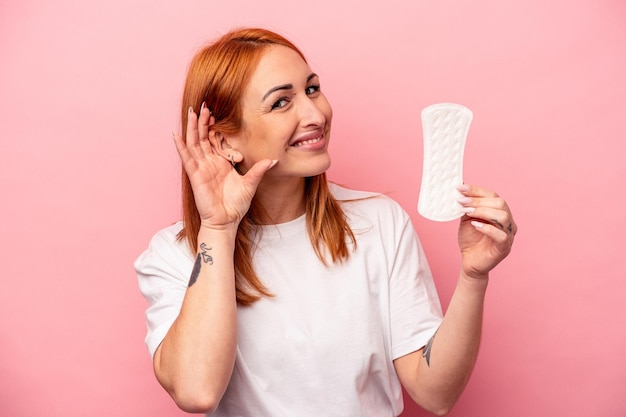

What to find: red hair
left=177, top=28, right=356, bottom=305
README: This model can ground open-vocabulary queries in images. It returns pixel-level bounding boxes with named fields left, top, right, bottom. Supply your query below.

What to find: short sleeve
left=134, top=223, right=194, bottom=358
left=388, top=212, right=443, bottom=360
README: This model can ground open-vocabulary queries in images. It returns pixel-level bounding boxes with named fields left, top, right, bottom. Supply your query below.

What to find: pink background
left=1, top=0, right=625, bottom=416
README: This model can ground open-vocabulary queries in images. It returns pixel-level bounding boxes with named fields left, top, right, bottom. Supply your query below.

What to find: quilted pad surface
left=418, top=103, right=473, bottom=221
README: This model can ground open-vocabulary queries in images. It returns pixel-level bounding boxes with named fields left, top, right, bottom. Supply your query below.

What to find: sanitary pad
left=418, top=103, right=473, bottom=222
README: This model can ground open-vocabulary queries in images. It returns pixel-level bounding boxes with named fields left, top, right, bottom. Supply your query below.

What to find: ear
left=210, top=130, right=243, bottom=164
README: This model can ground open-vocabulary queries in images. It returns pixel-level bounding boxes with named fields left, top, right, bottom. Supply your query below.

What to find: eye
left=305, top=84, right=320, bottom=95
left=271, top=97, right=290, bottom=110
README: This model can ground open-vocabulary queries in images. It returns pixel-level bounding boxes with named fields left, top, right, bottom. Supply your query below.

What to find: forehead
left=246, top=45, right=311, bottom=94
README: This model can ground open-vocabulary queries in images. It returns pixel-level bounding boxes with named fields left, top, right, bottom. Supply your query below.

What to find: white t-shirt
left=135, top=184, right=443, bottom=417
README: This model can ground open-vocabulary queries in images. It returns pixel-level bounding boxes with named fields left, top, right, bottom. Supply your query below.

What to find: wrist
left=199, top=221, right=239, bottom=234
left=197, top=224, right=239, bottom=247
left=459, top=270, right=490, bottom=291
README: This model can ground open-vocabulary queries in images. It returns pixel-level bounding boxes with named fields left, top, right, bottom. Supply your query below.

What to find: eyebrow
left=261, top=73, right=318, bottom=102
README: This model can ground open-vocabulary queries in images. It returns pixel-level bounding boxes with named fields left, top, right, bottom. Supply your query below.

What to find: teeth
left=293, top=137, right=321, bottom=147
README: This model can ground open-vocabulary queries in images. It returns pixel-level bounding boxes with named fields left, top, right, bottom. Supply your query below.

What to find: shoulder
left=134, top=221, right=194, bottom=273
left=329, top=182, right=411, bottom=224
left=145, top=221, right=187, bottom=251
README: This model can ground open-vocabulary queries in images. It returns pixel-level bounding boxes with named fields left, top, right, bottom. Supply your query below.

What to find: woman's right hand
left=173, top=104, right=277, bottom=231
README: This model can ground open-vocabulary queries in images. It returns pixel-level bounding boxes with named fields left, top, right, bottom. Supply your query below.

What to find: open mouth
left=291, top=136, right=323, bottom=147
left=289, top=127, right=326, bottom=148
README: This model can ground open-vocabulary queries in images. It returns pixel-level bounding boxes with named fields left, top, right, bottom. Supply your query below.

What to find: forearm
left=422, top=273, right=487, bottom=389
left=155, top=227, right=238, bottom=413
left=398, top=184, right=515, bottom=415
left=397, top=272, right=488, bottom=415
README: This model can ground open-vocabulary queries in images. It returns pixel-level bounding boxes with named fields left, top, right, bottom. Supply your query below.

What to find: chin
left=304, top=155, right=331, bottom=177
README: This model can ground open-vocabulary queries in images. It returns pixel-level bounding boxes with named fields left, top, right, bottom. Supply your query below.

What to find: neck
left=251, top=177, right=306, bottom=224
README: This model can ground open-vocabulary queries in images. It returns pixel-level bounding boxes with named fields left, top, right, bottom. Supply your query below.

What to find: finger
left=185, top=106, right=204, bottom=160
left=242, top=159, right=278, bottom=189
left=463, top=205, right=514, bottom=234
left=198, top=103, right=215, bottom=156
left=173, top=131, right=186, bottom=155
left=469, top=220, right=510, bottom=244
left=457, top=187, right=514, bottom=233
left=173, top=132, right=197, bottom=170
left=198, top=103, right=210, bottom=141
left=457, top=183, right=499, bottom=198
left=458, top=196, right=508, bottom=211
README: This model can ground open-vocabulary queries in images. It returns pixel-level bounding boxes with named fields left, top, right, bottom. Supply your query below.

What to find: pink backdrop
left=1, top=0, right=625, bottom=416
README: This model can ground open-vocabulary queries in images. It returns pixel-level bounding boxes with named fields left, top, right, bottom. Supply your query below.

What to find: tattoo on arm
left=199, top=243, right=213, bottom=264
left=189, top=254, right=201, bottom=287
left=188, top=243, right=214, bottom=288
left=422, top=329, right=438, bottom=367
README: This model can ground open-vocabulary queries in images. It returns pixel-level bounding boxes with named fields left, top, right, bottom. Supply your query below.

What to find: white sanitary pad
left=418, top=103, right=473, bottom=222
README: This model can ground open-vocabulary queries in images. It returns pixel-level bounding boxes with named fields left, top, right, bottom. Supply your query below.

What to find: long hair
left=177, top=28, right=356, bottom=305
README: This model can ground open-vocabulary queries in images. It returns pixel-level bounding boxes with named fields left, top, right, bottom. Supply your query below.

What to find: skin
left=153, top=45, right=334, bottom=413
left=156, top=44, right=517, bottom=416
left=216, top=45, right=333, bottom=224
left=394, top=184, right=516, bottom=415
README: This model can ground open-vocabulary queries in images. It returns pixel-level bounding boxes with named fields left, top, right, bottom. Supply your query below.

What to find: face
left=226, top=45, right=333, bottom=181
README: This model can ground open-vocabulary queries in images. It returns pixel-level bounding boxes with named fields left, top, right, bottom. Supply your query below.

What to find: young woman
left=135, top=28, right=516, bottom=417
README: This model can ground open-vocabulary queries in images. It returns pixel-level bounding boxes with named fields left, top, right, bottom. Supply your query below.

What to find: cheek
left=320, top=95, right=333, bottom=123
left=247, top=124, right=288, bottom=158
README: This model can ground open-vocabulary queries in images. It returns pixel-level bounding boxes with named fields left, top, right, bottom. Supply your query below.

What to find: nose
left=298, top=95, right=326, bottom=128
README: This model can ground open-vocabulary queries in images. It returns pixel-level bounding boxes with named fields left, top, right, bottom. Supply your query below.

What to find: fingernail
left=188, top=106, right=194, bottom=115
left=471, top=221, right=484, bottom=229
left=457, top=197, right=472, bottom=204
left=268, top=160, right=278, bottom=169
left=462, top=206, right=475, bottom=214
left=201, top=102, right=206, bottom=111
left=456, top=184, right=470, bottom=192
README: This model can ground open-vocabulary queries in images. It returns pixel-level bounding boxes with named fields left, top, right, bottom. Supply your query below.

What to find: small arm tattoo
left=199, top=243, right=213, bottom=265
left=188, top=243, right=214, bottom=287
left=422, top=329, right=438, bottom=367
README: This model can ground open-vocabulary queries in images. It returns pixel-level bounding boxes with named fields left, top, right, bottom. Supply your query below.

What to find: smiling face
left=225, top=44, right=333, bottom=181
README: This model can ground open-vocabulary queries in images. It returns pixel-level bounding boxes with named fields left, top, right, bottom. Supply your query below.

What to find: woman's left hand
left=456, top=184, right=517, bottom=279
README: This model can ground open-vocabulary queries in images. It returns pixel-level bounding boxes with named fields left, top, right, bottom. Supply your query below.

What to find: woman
left=135, top=28, right=516, bottom=416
